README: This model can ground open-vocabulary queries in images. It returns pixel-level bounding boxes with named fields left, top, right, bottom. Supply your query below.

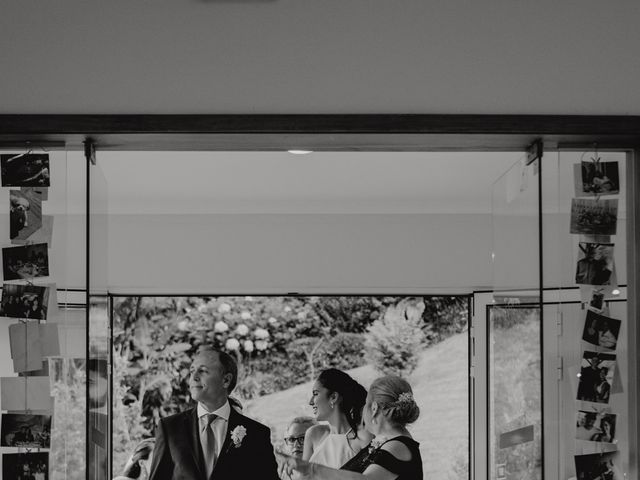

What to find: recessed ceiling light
left=287, top=149, right=313, bottom=155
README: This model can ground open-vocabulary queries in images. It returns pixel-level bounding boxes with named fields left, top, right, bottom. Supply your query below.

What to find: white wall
left=106, top=213, right=495, bottom=294
left=0, top=1, right=638, bottom=114
left=103, top=211, right=626, bottom=295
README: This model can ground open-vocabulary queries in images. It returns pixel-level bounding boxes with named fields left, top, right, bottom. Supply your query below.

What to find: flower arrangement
left=230, top=425, right=247, bottom=448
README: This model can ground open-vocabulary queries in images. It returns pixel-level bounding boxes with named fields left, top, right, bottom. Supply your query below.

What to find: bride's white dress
left=308, top=431, right=359, bottom=469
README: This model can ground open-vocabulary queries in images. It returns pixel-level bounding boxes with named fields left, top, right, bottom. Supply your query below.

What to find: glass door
left=87, top=151, right=110, bottom=480
left=473, top=153, right=542, bottom=480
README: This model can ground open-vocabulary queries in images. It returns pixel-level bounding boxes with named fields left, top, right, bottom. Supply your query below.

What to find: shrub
left=365, top=299, right=426, bottom=377
left=316, top=332, right=367, bottom=372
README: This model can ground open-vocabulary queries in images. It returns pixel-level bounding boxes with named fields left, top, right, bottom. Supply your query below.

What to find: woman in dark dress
left=278, top=375, right=423, bottom=480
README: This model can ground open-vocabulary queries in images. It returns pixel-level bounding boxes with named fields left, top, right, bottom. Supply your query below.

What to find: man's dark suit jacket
left=148, top=406, right=280, bottom=480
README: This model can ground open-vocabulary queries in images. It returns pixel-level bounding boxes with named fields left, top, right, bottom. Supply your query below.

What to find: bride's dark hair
left=317, top=368, right=367, bottom=437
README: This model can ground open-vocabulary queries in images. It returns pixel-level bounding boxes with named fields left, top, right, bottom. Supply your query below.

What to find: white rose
left=236, top=324, right=249, bottom=336
left=243, top=340, right=254, bottom=352
left=297, top=311, right=307, bottom=320
left=240, top=311, right=252, bottom=320
left=231, top=425, right=247, bottom=447
left=268, top=317, right=278, bottom=325
left=177, top=320, right=189, bottom=331
left=214, top=321, right=229, bottom=333
left=284, top=306, right=292, bottom=313
left=254, top=328, right=269, bottom=340
left=218, top=303, right=232, bottom=314
left=255, top=340, right=268, bottom=351
left=225, top=338, right=240, bottom=351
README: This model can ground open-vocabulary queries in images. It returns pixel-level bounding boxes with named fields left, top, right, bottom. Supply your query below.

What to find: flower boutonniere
left=230, top=425, right=247, bottom=448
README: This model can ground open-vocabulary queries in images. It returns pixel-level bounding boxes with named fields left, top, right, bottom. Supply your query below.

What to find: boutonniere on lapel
left=230, top=425, right=247, bottom=448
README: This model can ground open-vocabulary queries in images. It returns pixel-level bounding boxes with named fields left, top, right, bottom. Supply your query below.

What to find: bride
left=304, top=369, right=371, bottom=469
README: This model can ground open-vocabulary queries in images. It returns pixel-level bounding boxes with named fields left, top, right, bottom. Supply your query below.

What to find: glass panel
left=0, top=148, right=88, bottom=480
left=488, top=304, right=541, bottom=480
left=544, top=150, right=629, bottom=480
left=88, top=160, right=110, bottom=480
left=488, top=154, right=542, bottom=480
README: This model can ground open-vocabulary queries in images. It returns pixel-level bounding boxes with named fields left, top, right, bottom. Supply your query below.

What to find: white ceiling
left=95, top=151, right=522, bottom=215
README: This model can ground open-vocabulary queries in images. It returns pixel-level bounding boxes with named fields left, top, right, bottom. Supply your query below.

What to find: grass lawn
left=245, top=331, right=469, bottom=480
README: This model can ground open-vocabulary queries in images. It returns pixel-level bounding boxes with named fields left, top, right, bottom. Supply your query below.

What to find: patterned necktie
left=202, top=413, right=218, bottom=478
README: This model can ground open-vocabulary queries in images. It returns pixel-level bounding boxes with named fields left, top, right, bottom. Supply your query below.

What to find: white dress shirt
left=197, top=400, right=231, bottom=458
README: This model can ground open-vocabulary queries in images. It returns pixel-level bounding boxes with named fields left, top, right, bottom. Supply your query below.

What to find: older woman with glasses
left=283, top=417, right=318, bottom=480
left=285, top=417, right=318, bottom=458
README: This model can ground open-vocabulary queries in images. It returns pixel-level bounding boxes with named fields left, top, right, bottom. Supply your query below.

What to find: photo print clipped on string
left=2, top=243, right=49, bottom=281
left=0, top=153, right=50, bottom=187
left=577, top=351, right=616, bottom=405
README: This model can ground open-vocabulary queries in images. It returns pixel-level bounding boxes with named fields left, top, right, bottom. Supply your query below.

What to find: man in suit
left=149, top=346, right=280, bottom=480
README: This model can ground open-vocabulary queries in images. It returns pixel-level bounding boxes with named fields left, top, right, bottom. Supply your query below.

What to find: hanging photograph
left=13, top=215, right=54, bottom=247
left=574, top=161, right=620, bottom=196
left=0, top=153, right=50, bottom=187
left=21, top=186, right=48, bottom=201
left=0, top=377, right=53, bottom=411
left=575, top=411, right=616, bottom=443
left=575, top=242, right=615, bottom=286
left=10, top=188, right=44, bottom=242
left=570, top=198, right=618, bottom=235
left=1, top=413, right=52, bottom=448
left=582, top=310, right=621, bottom=350
left=8, top=321, right=43, bottom=373
left=2, top=243, right=49, bottom=280
left=583, top=287, right=607, bottom=313
left=575, top=452, right=620, bottom=480
left=0, top=283, right=50, bottom=319
left=577, top=351, right=616, bottom=404
left=2, top=452, right=49, bottom=480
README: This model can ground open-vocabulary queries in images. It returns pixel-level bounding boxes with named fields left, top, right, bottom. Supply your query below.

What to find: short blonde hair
left=287, top=416, right=317, bottom=431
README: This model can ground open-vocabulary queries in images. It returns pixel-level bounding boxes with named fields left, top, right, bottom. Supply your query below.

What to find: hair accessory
left=395, top=392, right=413, bottom=405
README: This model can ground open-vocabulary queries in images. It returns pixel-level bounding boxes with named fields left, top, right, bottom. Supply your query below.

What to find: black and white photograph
left=582, top=311, right=621, bottom=350
left=575, top=411, right=616, bottom=443
left=575, top=161, right=620, bottom=196
left=2, top=243, right=49, bottom=280
left=2, top=452, right=49, bottom=480
left=1, top=413, right=52, bottom=448
left=10, top=189, right=43, bottom=241
left=21, top=186, right=48, bottom=201
left=575, top=452, right=619, bottom=480
left=3, top=4, right=640, bottom=480
left=575, top=243, right=615, bottom=286
left=570, top=198, right=618, bottom=236
left=0, top=284, right=50, bottom=319
left=577, top=351, right=616, bottom=404
left=13, top=215, right=54, bottom=247
left=586, top=289, right=606, bottom=313
left=0, top=154, right=50, bottom=187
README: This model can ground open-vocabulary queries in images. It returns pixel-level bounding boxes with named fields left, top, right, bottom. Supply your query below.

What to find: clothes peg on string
left=6, top=144, right=33, bottom=162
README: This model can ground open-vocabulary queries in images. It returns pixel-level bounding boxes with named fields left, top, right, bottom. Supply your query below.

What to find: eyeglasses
left=284, top=435, right=305, bottom=446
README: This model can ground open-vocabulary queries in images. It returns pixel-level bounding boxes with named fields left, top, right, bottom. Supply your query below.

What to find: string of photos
left=570, top=146, right=623, bottom=480
left=0, top=148, right=59, bottom=480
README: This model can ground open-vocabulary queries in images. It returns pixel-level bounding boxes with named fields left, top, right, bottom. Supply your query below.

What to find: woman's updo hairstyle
left=369, top=375, right=420, bottom=425
left=317, top=369, right=367, bottom=436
